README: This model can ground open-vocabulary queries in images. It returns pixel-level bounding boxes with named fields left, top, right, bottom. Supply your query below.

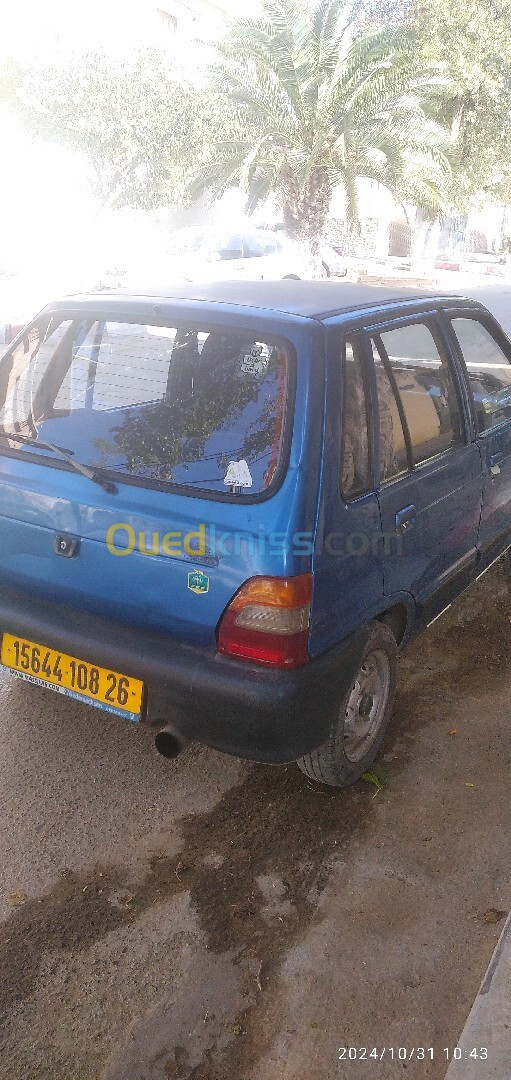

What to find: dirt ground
left=0, top=562, right=510, bottom=1080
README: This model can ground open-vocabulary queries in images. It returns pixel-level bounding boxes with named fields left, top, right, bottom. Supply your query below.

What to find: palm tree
left=190, top=0, right=453, bottom=269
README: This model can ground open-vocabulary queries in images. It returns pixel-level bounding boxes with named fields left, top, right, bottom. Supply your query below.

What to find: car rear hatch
left=0, top=302, right=321, bottom=648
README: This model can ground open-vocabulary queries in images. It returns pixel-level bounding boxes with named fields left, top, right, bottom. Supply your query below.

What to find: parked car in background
left=97, top=226, right=309, bottom=290
left=259, top=222, right=349, bottom=278
left=1, top=281, right=510, bottom=787
left=319, top=241, right=348, bottom=278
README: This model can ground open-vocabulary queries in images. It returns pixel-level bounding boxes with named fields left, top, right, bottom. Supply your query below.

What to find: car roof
left=58, top=279, right=478, bottom=323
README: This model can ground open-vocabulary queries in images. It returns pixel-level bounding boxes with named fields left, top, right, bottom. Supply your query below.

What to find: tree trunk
left=410, top=207, right=434, bottom=271
left=281, top=166, right=332, bottom=278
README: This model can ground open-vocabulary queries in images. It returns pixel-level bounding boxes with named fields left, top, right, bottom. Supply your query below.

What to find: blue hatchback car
left=0, top=280, right=510, bottom=786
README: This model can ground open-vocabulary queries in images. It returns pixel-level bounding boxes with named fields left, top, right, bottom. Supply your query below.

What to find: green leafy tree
left=0, top=58, right=18, bottom=105
left=189, top=0, right=453, bottom=264
left=358, top=0, right=511, bottom=210
left=13, top=50, right=222, bottom=210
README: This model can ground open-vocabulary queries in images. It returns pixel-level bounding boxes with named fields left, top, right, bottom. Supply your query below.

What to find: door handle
left=395, top=504, right=417, bottom=533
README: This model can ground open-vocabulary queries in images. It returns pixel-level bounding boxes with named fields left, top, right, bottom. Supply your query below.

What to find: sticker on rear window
left=239, top=345, right=269, bottom=377
left=223, top=459, right=253, bottom=488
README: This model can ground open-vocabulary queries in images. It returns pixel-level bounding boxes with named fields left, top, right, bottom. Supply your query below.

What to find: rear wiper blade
left=0, top=432, right=117, bottom=494
left=1, top=432, right=75, bottom=455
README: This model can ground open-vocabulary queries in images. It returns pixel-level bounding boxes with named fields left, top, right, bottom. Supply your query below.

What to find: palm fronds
left=191, top=0, right=454, bottom=250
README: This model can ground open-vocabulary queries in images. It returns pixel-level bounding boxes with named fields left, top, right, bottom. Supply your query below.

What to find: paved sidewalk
left=354, top=257, right=511, bottom=293
left=445, top=913, right=511, bottom=1079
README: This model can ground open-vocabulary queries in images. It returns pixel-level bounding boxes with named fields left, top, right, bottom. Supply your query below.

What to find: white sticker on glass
left=223, top=459, right=253, bottom=488
left=240, top=345, right=269, bottom=377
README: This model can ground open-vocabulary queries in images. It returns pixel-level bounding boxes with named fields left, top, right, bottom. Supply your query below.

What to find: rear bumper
left=0, top=584, right=368, bottom=763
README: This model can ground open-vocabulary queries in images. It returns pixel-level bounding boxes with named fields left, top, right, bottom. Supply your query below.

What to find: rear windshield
left=0, top=317, right=291, bottom=496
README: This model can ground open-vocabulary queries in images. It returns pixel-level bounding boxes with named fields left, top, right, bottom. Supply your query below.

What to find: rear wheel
left=297, top=621, right=397, bottom=787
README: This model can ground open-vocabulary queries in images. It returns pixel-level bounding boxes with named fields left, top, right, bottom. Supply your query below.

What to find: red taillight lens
left=217, top=574, right=313, bottom=669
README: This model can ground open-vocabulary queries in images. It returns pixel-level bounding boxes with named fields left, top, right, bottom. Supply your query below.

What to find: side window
left=341, top=337, right=371, bottom=499
left=372, top=320, right=463, bottom=479
left=217, top=234, right=243, bottom=260
left=450, top=316, right=511, bottom=431
left=371, top=340, right=409, bottom=482
left=244, top=233, right=278, bottom=258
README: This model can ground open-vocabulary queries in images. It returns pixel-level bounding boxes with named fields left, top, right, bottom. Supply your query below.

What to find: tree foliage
left=7, top=0, right=510, bottom=244
left=0, top=58, right=18, bottom=106
left=13, top=50, right=223, bottom=210
left=358, top=0, right=511, bottom=208
left=188, top=0, right=453, bottom=255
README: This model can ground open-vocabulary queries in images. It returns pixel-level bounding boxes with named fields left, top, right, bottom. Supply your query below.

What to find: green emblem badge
left=187, top=569, right=210, bottom=595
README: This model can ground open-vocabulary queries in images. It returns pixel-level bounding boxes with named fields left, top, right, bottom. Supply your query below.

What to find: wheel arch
left=375, top=601, right=413, bottom=646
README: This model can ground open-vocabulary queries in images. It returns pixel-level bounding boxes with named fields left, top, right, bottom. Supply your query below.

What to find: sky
left=0, top=0, right=259, bottom=317
left=2, top=1, right=169, bottom=59
left=0, top=0, right=260, bottom=61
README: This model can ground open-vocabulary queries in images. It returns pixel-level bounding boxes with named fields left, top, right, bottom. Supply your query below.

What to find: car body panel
left=0, top=281, right=509, bottom=761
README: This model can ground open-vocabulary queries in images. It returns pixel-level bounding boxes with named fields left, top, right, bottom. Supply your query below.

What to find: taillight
left=217, top=574, right=313, bottom=669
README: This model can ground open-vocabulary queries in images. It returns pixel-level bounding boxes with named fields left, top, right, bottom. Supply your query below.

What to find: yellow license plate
left=1, top=633, right=144, bottom=721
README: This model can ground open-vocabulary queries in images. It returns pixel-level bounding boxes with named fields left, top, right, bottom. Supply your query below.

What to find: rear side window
left=371, top=341, right=409, bottom=482
left=0, top=318, right=291, bottom=497
left=341, top=337, right=371, bottom=499
left=450, top=316, right=511, bottom=431
left=371, top=320, right=463, bottom=481
left=216, top=234, right=243, bottom=260
left=244, top=233, right=279, bottom=258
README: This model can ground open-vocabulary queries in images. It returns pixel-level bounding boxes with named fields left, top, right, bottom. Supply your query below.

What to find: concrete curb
left=357, top=274, right=438, bottom=289
left=444, top=913, right=511, bottom=1078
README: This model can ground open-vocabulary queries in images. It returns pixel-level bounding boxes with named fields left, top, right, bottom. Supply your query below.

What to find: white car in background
left=98, top=226, right=321, bottom=290
left=171, top=226, right=308, bottom=280
left=259, top=223, right=349, bottom=279
left=319, top=241, right=349, bottom=278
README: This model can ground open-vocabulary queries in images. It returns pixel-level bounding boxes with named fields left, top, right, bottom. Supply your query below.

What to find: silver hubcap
left=343, top=649, right=391, bottom=763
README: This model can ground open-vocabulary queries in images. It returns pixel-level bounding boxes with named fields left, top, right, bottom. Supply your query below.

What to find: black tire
left=297, top=621, right=397, bottom=787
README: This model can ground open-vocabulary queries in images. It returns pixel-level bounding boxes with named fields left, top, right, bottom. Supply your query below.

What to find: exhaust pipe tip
left=154, top=723, right=189, bottom=760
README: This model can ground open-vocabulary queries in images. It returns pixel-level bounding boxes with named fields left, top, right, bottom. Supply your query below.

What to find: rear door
left=443, top=309, right=511, bottom=562
left=309, top=330, right=384, bottom=657
left=365, top=313, right=483, bottom=622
